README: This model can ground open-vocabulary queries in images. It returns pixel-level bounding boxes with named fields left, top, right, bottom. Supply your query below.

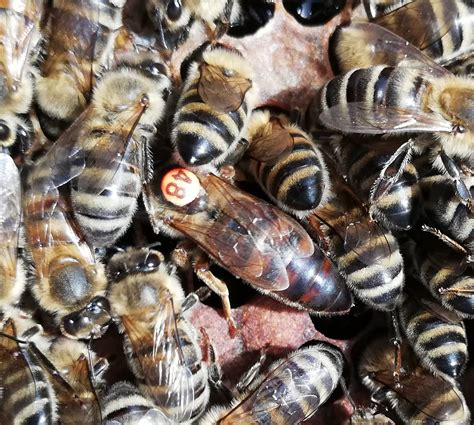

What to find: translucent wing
left=319, top=102, right=454, bottom=135
left=0, top=153, right=21, bottom=279
left=0, top=0, right=42, bottom=95
left=245, top=119, right=295, bottom=164
left=198, top=63, right=252, bottom=113
left=105, top=408, right=173, bottom=425
left=122, top=298, right=195, bottom=423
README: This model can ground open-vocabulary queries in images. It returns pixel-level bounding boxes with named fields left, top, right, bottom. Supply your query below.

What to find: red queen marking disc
left=161, top=168, right=201, bottom=207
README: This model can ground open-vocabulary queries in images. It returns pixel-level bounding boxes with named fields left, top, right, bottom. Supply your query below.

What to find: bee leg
left=212, top=0, right=234, bottom=40
left=181, top=286, right=212, bottom=313
left=421, top=224, right=472, bottom=262
left=235, top=350, right=267, bottom=394
left=438, top=150, right=474, bottom=214
left=369, top=139, right=415, bottom=211
left=220, top=138, right=249, bottom=168
left=387, top=311, right=403, bottom=388
left=194, top=257, right=238, bottom=337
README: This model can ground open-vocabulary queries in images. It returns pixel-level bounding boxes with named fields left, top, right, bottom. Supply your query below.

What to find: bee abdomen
left=173, top=83, right=248, bottom=166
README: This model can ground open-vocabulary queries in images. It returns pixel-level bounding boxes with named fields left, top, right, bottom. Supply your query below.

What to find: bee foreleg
left=235, top=350, right=266, bottom=394
left=181, top=286, right=212, bottom=314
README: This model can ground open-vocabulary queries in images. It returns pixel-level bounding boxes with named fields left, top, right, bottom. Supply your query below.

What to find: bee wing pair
left=122, top=297, right=195, bottom=423
left=170, top=174, right=314, bottom=291
left=105, top=409, right=172, bottom=425
left=198, top=63, right=252, bottom=113
left=0, top=0, right=42, bottom=95
left=0, top=153, right=21, bottom=280
left=320, top=22, right=454, bottom=135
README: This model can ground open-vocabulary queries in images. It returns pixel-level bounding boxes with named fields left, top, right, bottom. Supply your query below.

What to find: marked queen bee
left=144, top=166, right=353, bottom=334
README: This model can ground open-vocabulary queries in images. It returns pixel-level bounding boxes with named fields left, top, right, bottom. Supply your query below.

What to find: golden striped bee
left=172, top=43, right=256, bottom=169
left=36, top=0, right=127, bottom=140
left=0, top=152, right=25, bottom=309
left=399, top=283, right=468, bottom=382
left=103, top=381, right=172, bottom=425
left=200, top=343, right=344, bottom=424
left=108, top=248, right=210, bottom=423
left=239, top=109, right=330, bottom=218
left=359, top=336, right=470, bottom=424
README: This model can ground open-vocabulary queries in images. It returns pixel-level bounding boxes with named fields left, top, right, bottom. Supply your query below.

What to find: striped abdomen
left=344, top=142, right=421, bottom=230
left=243, top=129, right=328, bottom=216
left=71, top=141, right=142, bottom=247
left=318, top=65, right=430, bottom=115
left=317, top=206, right=404, bottom=310
left=128, top=319, right=209, bottom=421
left=400, top=294, right=468, bottom=380
left=419, top=173, right=474, bottom=252
left=220, top=344, right=343, bottom=424
left=173, top=78, right=251, bottom=166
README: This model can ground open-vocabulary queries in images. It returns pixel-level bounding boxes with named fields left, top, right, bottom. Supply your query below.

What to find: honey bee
left=409, top=227, right=474, bottom=318
left=364, top=0, right=473, bottom=71
left=239, top=109, right=330, bottom=218
left=304, top=164, right=404, bottom=311
left=103, top=381, right=172, bottom=425
left=336, top=137, right=422, bottom=231
left=200, top=343, right=344, bottom=424
left=358, top=335, right=470, bottom=424
left=107, top=247, right=210, bottom=423
left=36, top=0, right=127, bottom=140
left=0, top=314, right=58, bottom=424
left=0, top=0, right=43, bottom=151
left=47, top=338, right=107, bottom=425
left=399, top=283, right=468, bottom=382
left=144, top=167, right=353, bottom=333
left=146, top=0, right=241, bottom=50
left=68, top=59, right=171, bottom=248
left=0, top=152, right=25, bottom=308
left=172, top=44, right=256, bottom=169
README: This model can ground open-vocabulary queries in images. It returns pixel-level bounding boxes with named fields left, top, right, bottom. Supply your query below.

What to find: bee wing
left=319, top=101, right=453, bottom=135
left=105, top=408, right=172, bottom=425
left=0, top=153, right=21, bottom=276
left=419, top=298, right=464, bottom=324
left=198, top=63, right=252, bottom=113
left=246, top=120, right=295, bottom=164
left=226, top=353, right=330, bottom=423
left=76, top=99, right=147, bottom=195
left=375, top=370, right=467, bottom=422
left=0, top=0, right=42, bottom=94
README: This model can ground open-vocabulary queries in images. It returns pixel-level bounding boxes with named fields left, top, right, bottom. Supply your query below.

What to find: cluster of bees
left=0, top=0, right=473, bottom=424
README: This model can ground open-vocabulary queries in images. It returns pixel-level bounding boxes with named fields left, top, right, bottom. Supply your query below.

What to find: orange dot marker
left=161, top=168, right=201, bottom=207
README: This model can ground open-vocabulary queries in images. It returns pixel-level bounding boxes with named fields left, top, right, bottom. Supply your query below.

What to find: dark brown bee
left=144, top=167, right=353, bottom=333
left=200, top=343, right=344, bottom=424
left=0, top=152, right=25, bottom=308
left=359, top=336, right=470, bottom=424
left=172, top=44, right=256, bottom=168
left=0, top=315, right=57, bottom=424
left=399, top=283, right=468, bottom=381
left=36, top=0, right=126, bottom=139
left=108, top=248, right=210, bottom=423
left=103, top=381, right=172, bottom=425
left=239, top=109, right=330, bottom=218
left=304, top=165, right=404, bottom=311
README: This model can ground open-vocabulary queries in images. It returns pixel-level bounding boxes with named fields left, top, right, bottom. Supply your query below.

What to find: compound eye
left=109, top=262, right=128, bottom=280
left=0, top=121, right=10, bottom=141
left=167, top=0, right=182, bottom=21
left=146, top=252, right=161, bottom=269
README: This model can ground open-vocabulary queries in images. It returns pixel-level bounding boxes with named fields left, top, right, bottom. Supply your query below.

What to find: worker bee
left=146, top=0, right=241, bottom=50
left=0, top=314, right=58, bottom=424
left=238, top=109, right=330, bottom=218
left=107, top=247, right=210, bottom=423
left=0, top=152, right=25, bottom=308
left=144, top=167, right=353, bottom=333
left=68, top=58, right=171, bottom=248
left=47, top=338, right=107, bottom=425
left=200, top=343, right=344, bottom=424
left=399, top=282, right=468, bottom=382
left=358, top=335, right=470, bottom=424
left=304, top=163, right=404, bottom=311
left=0, top=0, right=43, bottom=152
left=103, top=381, right=172, bottom=425
left=36, top=0, right=127, bottom=140
left=172, top=43, right=256, bottom=169
left=409, top=227, right=474, bottom=318
left=336, top=137, right=422, bottom=231
left=363, top=0, right=473, bottom=71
